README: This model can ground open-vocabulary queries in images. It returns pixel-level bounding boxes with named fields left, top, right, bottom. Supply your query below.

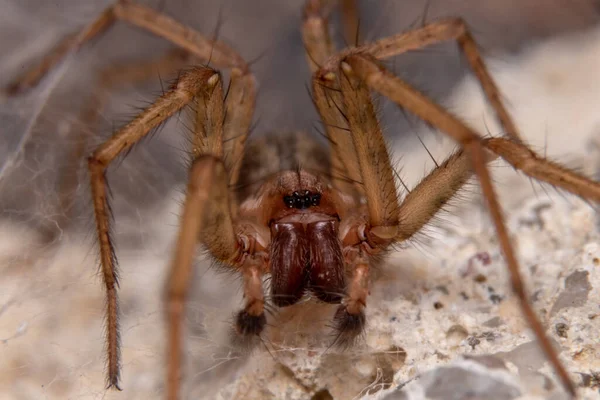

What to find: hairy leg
left=306, top=0, right=493, bottom=348
left=164, top=61, right=257, bottom=398
left=341, top=53, right=587, bottom=396
left=337, top=67, right=399, bottom=234
left=87, top=67, right=223, bottom=390
left=53, top=49, right=194, bottom=239
left=165, top=155, right=240, bottom=400
left=486, top=137, right=600, bottom=202
left=303, top=0, right=363, bottom=198
left=4, top=6, right=115, bottom=96
left=5, top=0, right=257, bottom=184
left=7, top=2, right=257, bottom=393
left=317, top=18, right=521, bottom=143
left=333, top=58, right=490, bottom=347
left=4, top=0, right=247, bottom=95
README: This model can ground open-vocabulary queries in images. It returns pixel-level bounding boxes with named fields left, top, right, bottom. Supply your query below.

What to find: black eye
left=311, top=193, right=321, bottom=206
left=283, top=195, right=294, bottom=208
left=283, top=191, right=322, bottom=209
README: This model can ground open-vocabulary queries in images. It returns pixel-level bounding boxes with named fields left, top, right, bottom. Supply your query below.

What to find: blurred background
left=1, top=0, right=600, bottom=399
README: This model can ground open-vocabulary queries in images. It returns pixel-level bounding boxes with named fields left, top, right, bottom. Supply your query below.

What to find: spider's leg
left=4, top=5, right=115, bottom=95
left=117, top=0, right=257, bottom=187
left=394, top=149, right=487, bottom=241
left=485, top=137, right=600, bottom=202
left=302, top=0, right=358, bottom=73
left=165, top=155, right=244, bottom=400
left=165, top=156, right=221, bottom=400
left=330, top=259, right=368, bottom=347
left=14, top=1, right=257, bottom=394
left=310, top=70, right=363, bottom=199
left=337, top=65, right=399, bottom=232
left=340, top=0, right=361, bottom=47
left=303, top=0, right=363, bottom=198
left=221, top=67, right=256, bottom=189
left=51, top=49, right=194, bottom=240
left=302, top=0, right=336, bottom=73
left=13, top=0, right=257, bottom=228
left=87, top=66, right=222, bottom=391
left=348, top=55, right=600, bottom=203
left=339, top=67, right=485, bottom=241
left=4, top=1, right=247, bottom=95
left=342, top=53, right=579, bottom=397
left=167, top=61, right=259, bottom=399
left=302, top=0, right=359, bottom=72
left=333, top=59, right=486, bottom=341
left=308, top=0, right=483, bottom=343
left=317, top=18, right=521, bottom=142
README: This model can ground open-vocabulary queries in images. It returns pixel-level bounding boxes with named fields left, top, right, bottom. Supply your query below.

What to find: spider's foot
left=331, top=305, right=365, bottom=348
left=235, top=309, right=266, bottom=337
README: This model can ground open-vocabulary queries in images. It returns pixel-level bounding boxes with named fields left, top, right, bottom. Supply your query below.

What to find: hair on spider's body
left=6, top=0, right=600, bottom=399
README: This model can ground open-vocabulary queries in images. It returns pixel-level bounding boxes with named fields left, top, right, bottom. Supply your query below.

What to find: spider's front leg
left=337, top=53, right=599, bottom=397
left=10, top=1, right=258, bottom=396
left=88, top=67, right=222, bottom=391
left=163, top=67, right=260, bottom=399
left=320, top=62, right=481, bottom=345
left=303, top=0, right=480, bottom=344
left=165, top=155, right=267, bottom=400
left=87, top=62, right=257, bottom=400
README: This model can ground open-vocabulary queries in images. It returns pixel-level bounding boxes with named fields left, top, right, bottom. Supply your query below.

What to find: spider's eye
left=283, top=191, right=322, bottom=209
left=311, top=193, right=321, bottom=206
left=283, top=195, right=294, bottom=208
left=301, top=193, right=311, bottom=208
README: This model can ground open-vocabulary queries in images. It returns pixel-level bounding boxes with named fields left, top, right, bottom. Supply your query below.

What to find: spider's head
left=240, top=169, right=341, bottom=224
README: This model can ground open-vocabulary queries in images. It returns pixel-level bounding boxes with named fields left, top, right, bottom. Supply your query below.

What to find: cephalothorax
left=6, top=0, right=600, bottom=399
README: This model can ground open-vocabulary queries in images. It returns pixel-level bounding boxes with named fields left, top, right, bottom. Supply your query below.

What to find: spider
left=5, top=0, right=600, bottom=399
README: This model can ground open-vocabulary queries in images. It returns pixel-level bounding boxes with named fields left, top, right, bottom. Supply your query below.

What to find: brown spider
left=5, top=0, right=600, bottom=399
